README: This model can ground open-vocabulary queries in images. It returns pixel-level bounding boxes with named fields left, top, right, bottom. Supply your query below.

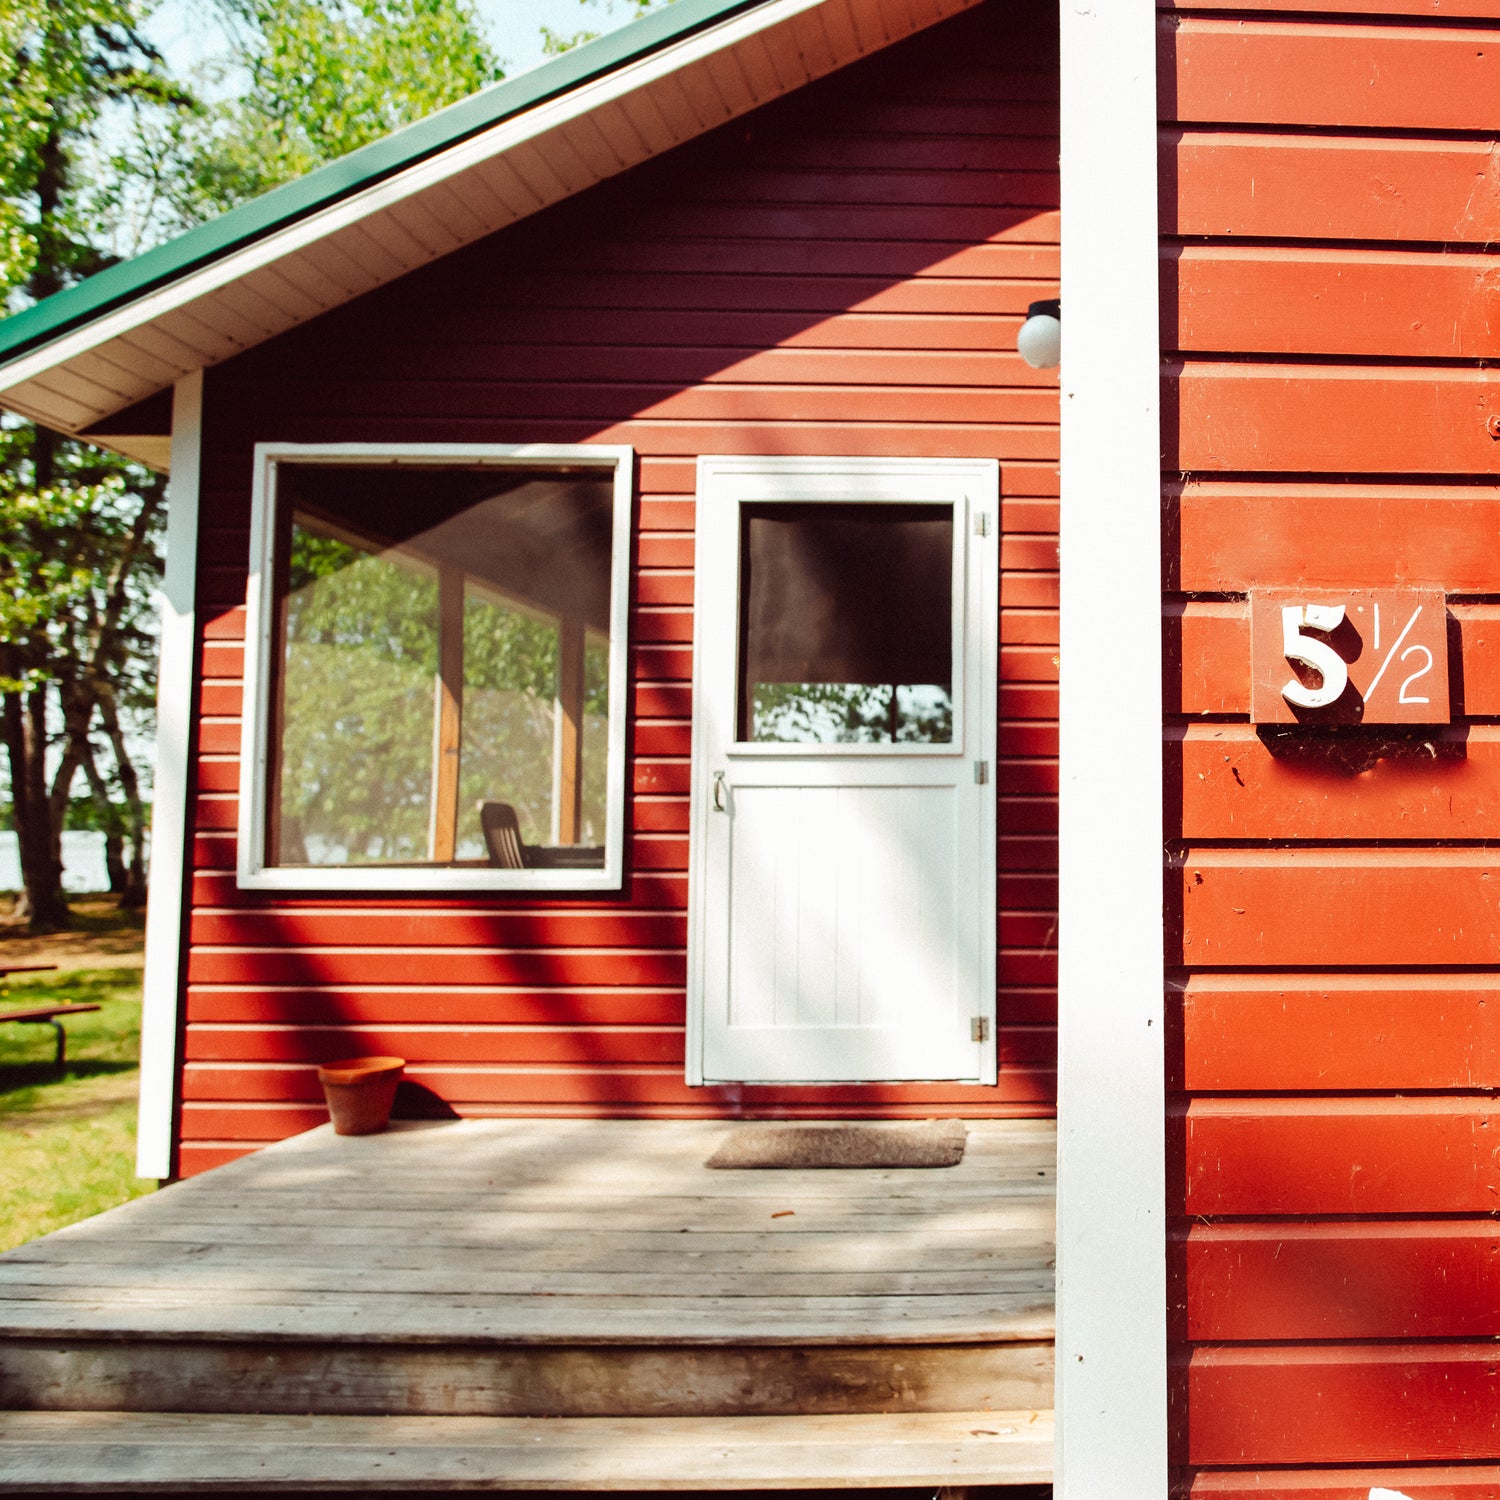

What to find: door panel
left=688, top=457, right=999, bottom=1086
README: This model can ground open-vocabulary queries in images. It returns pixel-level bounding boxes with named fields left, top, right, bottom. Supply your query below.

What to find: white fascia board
left=0, top=0, right=834, bottom=409
left=136, top=371, right=203, bottom=1181
left=1054, top=0, right=1168, bottom=1495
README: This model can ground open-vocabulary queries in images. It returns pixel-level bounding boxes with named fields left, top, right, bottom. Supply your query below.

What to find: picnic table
left=0, top=963, right=100, bottom=1068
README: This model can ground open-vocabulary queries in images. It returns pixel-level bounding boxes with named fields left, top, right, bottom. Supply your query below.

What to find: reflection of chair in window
left=479, top=801, right=528, bottom=869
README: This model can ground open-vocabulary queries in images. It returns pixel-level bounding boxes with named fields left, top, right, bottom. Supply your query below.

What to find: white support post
left=135, top=371, right=203, bottom=1180
left=1054, top=0, right=1167, bottom=1495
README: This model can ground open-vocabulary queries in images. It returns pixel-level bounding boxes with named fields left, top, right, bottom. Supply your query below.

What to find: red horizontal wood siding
left=1180, top=1220, right=1500, bottom=1340
left=1165, top=134, right=1500, bottom=244
left=1166, top=247, right=1500, bottom=361
left=1170, top=481, right=1500, bottom=593
left=1180, top=973, right=1500, bottom=1092
left=175, top=0, right=1060, bottom=1168
left=1161, top=2, right=1500, bottom=1487
left=1180, top=1098, right=1500, bottom=1216
left=1188, top=1467, right=1500, bottom=1500
left=1174, top=724, right=1500, bottom=841
left=1178, top=849, right=1500, bottom=968
left=1167, top=364, right=1500, bottom=476
left=1165, top=16, right=1500, bottom=131
left=1183, top=1346, right=1500, bottom=1467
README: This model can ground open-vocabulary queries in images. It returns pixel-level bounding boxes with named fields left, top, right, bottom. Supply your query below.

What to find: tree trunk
left=78, top=741, right=127, bottom=893
left=2, top=687, right=68, bottom=930
left=97, top=691, right=150, bottom=908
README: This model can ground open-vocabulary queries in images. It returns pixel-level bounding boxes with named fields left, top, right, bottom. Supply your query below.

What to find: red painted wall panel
left=1189, top=1467, right=1500, bottom=1500
left=1171, top=481, right=1500, bottom=593
left=1181, top=1099, right=1500, bottom=1216
left=1180, top=973, right=1500, bottom=1091
left=175, top=1, right=1061, bottom=1167
left=1184, top=1345, right=1500, bottom=1467
left=1164, top=134, right=1500, bottom=244
left=1181, top=1221, right=1500, bottom=1340
left=1166, top=17, right=1500, bottom=131
left=1178, top=849, right=1500, bottom=968
left=1162, top=1, right=1500, bottom=1484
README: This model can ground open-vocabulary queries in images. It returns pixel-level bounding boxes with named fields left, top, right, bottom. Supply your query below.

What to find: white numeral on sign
left=1281, top=603, right=1349, bottom=709
left=1398, top=644, right=1433, bottom=704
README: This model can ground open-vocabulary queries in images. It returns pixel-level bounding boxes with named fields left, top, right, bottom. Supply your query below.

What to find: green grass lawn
left=0, top=966, right=152, bottom=1252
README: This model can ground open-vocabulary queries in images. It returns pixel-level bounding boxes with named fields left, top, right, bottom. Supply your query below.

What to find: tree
left=118, top=0, right=503, bottom=236
left=0, top=1, right=185, bottom=928
left=0, top=0, right=503, bottom=928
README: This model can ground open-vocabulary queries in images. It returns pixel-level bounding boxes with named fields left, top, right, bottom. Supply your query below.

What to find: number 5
left=1281, top=604, right=1349, bottom=709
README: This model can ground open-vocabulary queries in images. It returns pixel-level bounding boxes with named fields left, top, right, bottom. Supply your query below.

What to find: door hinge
left=971, top=1017, right=991, bottom=1043
left=973, top=760, right=989, bottom=784
left=973, top=512, right=992, bottom=537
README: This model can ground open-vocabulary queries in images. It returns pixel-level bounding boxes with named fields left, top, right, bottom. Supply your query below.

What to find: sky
left=476, top=0, right=624, bottom=74
left=144, top=0, right=639, bottom=83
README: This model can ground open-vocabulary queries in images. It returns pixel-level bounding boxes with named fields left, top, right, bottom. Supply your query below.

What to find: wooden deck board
left=0, top=1408, right=1055, bottom=1491
left=0, top=1338, right=1054, bottom=1419
left=0, top=1296, right=1054, bottom=1343
left=0, top=1119, right=1055, bottom=1426
left=0, top=1119, right=1055, bottom=1346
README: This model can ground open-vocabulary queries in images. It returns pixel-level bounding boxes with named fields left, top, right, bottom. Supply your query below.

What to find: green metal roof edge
left=0, top=0, right=772, bottom=372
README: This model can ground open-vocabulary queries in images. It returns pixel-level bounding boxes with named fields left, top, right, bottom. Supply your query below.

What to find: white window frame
left=237, top=442, right=633, bottom=892
left=714, top=462, right=975, bottom=760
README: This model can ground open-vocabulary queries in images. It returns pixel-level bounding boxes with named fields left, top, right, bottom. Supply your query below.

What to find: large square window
left=238, top=445, right=632, bottom=891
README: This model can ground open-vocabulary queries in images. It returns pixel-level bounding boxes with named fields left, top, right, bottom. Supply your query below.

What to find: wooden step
left=0, top=1119, right=1054, bottom=1422
left=0, top=1122, right=1056, bottom=1422
left=0, top=1333, right=1053, bottom=1418
left=0, top=1408, right=1054, bottom=1492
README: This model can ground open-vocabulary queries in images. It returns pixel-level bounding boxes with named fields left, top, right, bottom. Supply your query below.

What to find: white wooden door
left=687, top=457, right=999, bottom=1085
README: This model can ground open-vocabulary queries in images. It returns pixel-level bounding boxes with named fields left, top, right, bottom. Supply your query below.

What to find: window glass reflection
left=270, top=465, right=614, bottom=870
left=738, top=503, right=954, bottom=745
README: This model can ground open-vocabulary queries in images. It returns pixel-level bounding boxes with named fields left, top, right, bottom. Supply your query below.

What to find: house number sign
left=1249, top=589, right=1449, bottom=724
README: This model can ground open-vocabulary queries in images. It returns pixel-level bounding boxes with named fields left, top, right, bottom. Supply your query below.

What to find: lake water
left=0, top=831, right=113, bottom=893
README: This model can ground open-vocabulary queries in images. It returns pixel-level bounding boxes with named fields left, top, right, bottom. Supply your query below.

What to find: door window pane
left=737, top=503, right=954, bottom=744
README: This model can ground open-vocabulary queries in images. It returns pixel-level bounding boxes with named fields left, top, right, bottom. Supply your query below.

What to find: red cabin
left=4, top=0, right=1500, bottom=1492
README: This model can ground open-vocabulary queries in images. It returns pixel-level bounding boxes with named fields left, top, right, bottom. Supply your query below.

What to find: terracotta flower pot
left=317, top=1055, right=405, bottom=1136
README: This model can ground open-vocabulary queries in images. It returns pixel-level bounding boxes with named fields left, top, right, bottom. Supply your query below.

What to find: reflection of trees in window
left=277, top=519, right=581, bottom=865
left=457, top=588, right=559, bottom=852
left=738, top=502, right=955, bottom=746
left=749, top=682, right=953, bottom=744
left=580, top=632, right=610, bottom=841
left=280, top=531, right=437, bottom=863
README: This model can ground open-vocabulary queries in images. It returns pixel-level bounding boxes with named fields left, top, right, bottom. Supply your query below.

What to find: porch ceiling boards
left=0, top=1116, right=1054, bottom=1490
left=0, top=0, right=982, bottom=452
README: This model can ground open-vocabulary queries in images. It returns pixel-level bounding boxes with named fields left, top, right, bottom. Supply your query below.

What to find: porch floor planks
left=0, top=1119, right=1055, bottom=1444
left=0, top=1118, right=1055, bottom=1349
left=0, top=1408, right=1056, bottom=1491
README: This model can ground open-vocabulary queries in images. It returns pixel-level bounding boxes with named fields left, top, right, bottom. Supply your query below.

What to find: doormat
left=706, top=1120, right=967, bottom=1169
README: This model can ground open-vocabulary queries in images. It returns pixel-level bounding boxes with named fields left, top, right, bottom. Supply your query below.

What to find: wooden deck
left=0, top=1117, right=1054, bottom=1492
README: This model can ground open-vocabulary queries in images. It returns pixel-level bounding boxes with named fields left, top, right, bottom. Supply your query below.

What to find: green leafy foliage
left=0, top=0, right=507, bottom=924
left=0, top=1, right=191, bottom=924
left=277, top=523, right=585, bottom=860
left=0, top=0, right=189, bottom=301
left=123, top=0, right=503, bottom=234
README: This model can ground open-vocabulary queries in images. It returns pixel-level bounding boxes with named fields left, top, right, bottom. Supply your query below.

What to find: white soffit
left=0, top=0, right=981, bottom=446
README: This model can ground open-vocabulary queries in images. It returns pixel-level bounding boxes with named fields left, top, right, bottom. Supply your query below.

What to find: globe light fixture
left=1017, top=298, right=1061, bottom=370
